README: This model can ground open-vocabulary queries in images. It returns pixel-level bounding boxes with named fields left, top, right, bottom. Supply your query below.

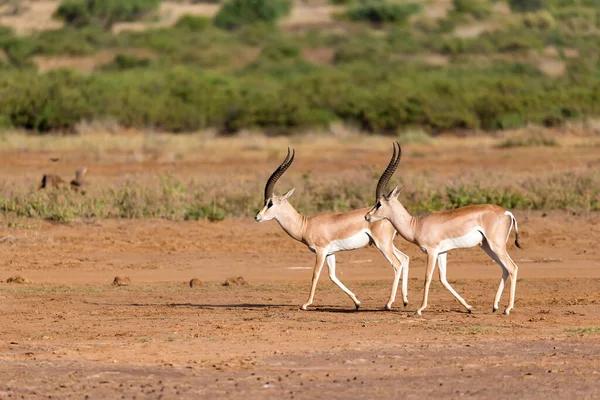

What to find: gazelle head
left=365, top=142, right=402, bottom=223
left=255, top=148, right=296, bottom=223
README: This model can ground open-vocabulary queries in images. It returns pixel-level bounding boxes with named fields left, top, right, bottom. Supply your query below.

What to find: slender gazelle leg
left=301, top=249, right=327, bottom=310
left=495, top=250, right=518, bottom=315
left=393, top=248, right=410, bottom=307
left=481, top=241, right=518, bottom=314
left=325, top=254, right=361, bottom=310
left=481, top=240, right=508, bottom=312
left=416, top=251, right=438, bottom=315
left=437, top=253, right=472, bottom=312
left=503, top=254, right=518, bottom=315
left=376, top=244, right=402, bottom=310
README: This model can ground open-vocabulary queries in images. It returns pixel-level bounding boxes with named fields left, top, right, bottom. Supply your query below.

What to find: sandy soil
left=0, top=212, right=599, bottom=398
left=1, top=135, right=600, bottom=398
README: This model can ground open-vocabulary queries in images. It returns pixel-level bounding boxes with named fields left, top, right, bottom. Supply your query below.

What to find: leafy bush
left=346, top=1, right=422, bottom=24
left=174, top=15, right=211, bottom=32
left=553, top=8, right=597, bottom=33
left=508, top=0, right=548, bottom=13
left=99, top=53, right=152, bottom=71
left=55, top=0, right=160, bottom=29
left=185, top=203, right=226, bottom=221
left=497, top=133, right=559, bottom=148
left=452, top=0, right=492, bottom=20
left=329, top=0, right=355, bottom=4
left=522, top=10, right=556, bottom=30
left=213, top=0, right=292, bottom=30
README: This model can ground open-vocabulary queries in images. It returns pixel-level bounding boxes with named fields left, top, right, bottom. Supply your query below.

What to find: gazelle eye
left=267, top=200, right=273, bottom=208
left=376, top=201, right=382, bottom=209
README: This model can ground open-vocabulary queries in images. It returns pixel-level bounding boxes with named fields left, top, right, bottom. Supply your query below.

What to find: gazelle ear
left=388, top=185, right=403, bottom=199
left=281, top=188, right=295, bottom=201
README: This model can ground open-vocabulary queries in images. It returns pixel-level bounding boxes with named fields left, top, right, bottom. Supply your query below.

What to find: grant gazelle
left=255, top=148, right=410, bottom=311
left=366, top=143, right=521, bottom=315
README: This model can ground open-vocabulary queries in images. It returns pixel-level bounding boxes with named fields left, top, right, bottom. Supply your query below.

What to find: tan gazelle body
left=255, top=148, right=410, bottom=311
left=366, top=143, right=521, bottom=315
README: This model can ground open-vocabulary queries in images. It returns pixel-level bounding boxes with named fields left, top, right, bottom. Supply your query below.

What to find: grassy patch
left=1, top=166, right=598, bottom=224
left=398, top=130, right=435, bottom=145
left=564, top=327, right=600, bottom=336
left=497, top=134, right=559, bottom=148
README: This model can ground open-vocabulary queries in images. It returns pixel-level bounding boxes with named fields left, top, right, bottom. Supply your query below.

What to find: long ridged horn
left=264, top=148, right=295, bottom=203
left=375, top=142, right=401, bottom=199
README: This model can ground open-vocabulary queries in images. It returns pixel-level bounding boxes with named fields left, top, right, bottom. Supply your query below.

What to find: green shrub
left=497, top=134, right=559, bottom=148
left=174, top=15, right=211, bottom=32
left=99, top=53, right=152, bottom=71
left=185, top=203, right=226, bottom=222
left=553, top=8, right=597, bottom=33
left=452, top=0, right=492, bottom=20
left=549, top=0, right=600, bottom=7
left=55, top=0, right=160, bottom=29
left=522, top=10, right=556, bottom=30
left=0, top=69, right=92, bottom=132
left=234, top=22, right=279, bottom=45
left=508, top=0, right=548, bottom=12
left=213, top=0, right=292, bottom=30
left=346, top=1, right=422, bottom=24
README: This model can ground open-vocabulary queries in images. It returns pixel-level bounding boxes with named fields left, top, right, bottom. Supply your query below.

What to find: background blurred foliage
left=0, top=0, right=599, bottom=134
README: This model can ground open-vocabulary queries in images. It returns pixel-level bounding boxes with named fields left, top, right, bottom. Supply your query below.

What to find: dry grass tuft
left=496, top=133, right=559, bottom=148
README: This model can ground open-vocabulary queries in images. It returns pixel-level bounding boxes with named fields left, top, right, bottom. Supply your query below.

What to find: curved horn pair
left=375, top=142, right=401, bottom=199
left=264, top=147, right=295, bottom=203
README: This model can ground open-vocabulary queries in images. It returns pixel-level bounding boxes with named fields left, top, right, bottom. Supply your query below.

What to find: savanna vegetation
left=0, top=163, right=598, bottom=223
left=0, top=0, right=598, bottom=134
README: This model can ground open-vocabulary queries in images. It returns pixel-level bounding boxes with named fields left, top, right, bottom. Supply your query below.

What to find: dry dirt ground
left=1, top=134, right=600, bottom=398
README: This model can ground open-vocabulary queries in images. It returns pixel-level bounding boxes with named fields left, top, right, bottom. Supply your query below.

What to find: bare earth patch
left=0, top=0, right=62, bottom=36
left=538, top=58, right=566, bottom=77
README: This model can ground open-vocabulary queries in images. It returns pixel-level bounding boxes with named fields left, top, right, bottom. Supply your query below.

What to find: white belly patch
left=328, top=230, right=371, bottom=253
left=436, top=228, right=484, bottom=254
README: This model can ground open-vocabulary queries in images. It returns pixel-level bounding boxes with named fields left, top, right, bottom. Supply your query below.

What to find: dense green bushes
left=508, top=0, right=548, bottom=12
left=346, top=1, right=422, bottom=24
left=213, top=0, right=292, bottom=30
left=0, top=62, right=598, bottom=133
left=452, top=0, right=491, bottom=20
left=55, top=0, right=161, bottom=29
left=0, top=0, right=599, bottom=134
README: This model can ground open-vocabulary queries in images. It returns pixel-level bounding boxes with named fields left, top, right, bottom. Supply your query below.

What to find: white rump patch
left=327, top=229, right=371, bottom=253
left=436, top=227, right=484, bottom=254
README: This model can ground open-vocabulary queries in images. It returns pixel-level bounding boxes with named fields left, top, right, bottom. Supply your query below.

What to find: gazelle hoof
left=414, top=311, right=423, bottom=317
left=403, top=301, right=409, bottom=308
left=300, top=304, right=309, bottom=311
left=503, top=309, right=511, bottom=315
left=355, top=302, right=361, bottom=311
left=492, top=306, right=499, bottom=313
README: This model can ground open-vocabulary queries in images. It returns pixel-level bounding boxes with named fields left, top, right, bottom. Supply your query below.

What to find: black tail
left=509, top=212, right=522, bottom=249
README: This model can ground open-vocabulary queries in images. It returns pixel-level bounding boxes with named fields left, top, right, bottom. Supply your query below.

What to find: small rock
left=222, top=276, right=248, bottom=287
left=189, top=278, right=203, bottom=288
left=6, top=275, right=31, bottom=284
left=112, top=276, right=131, bottom=286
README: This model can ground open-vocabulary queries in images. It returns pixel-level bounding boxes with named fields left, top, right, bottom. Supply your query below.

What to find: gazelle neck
left=274, top=202, right=307, bottom=243
left=390, top=201, right=418, bottom=244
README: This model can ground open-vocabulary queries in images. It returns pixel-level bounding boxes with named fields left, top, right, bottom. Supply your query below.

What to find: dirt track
left=1, top=211, right=600, bottom=398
